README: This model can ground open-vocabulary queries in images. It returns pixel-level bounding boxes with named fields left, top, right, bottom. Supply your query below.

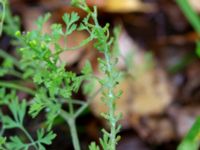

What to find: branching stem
left=0, top=81, right=35, bottom=95
left=19, top=125, right=38, bottom=150
left=59, top=110, right=80, bottom=150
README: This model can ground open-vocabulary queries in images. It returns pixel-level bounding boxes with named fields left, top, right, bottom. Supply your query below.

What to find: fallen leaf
left=129, top=117, right=175, bottom=143
left=168, top=105, right=200, bottom=138
left=22, top=7, right=45, bottom=31
left=58, top=31, right=88, bottom=65
left=87, top=0, right=156, bottom=13
left=117, top=135, right=150, bottom=150
left=103, top=0, right=156, bottom=13
left=189, top=0, right=200, bottom=13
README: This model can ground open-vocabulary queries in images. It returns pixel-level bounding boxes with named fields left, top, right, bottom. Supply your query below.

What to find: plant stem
left=68, top=98, right=74, bottom=116
left=0, top=81, right=35, bottom=95
left=59, top=109, right=71, bottom=119
left=104, top=46, right=118, bottom=150
left=8, top=70, right=23, bottom=78
left=109, top=91, right=116, bottom=150
left=19, top=126, right=38, bottom=150
left=0, top=49, right=20, bottom=68
left=59, top=110, right=81, bottom=150
left=59, top=98, right=86, bottom=105
left=68, top=119, right=80, bottom=150
left=4, top=1, right=20, bottom=36
left=74, top=87, right=102, bottom=119
left=60, top=87, right=102, bottom=150
left=0, top=0, right=6, bottom=35
left=51, top=36, right=92, bottom=57
left=176, top=0, right=200, bottom=34
left=0, top=127, right=4, bottom=136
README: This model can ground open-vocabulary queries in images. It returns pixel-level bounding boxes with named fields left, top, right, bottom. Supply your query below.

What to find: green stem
left=59, top=110, right=81, bottom=150
left=176, top=0, right=200, bottom=34
left=109, top=91, right=116, bottom=150
left=4, top=1, right=20, bottom=36
left=68, top=99, right=86, bottom=105
left=0, top=81, right=35, bottom=95
left=0, top=0, right=6, bottom=36
left=68, top=119, right=80, bottom=150
left=0, top=49, right=20, bottom=68
left=52, top=36, right=92, bottom=57
left=59, top=98, right=86, bottom=105
left=59, top=109, right=71, bottom=119
left=8, top=70, right=23, bottom=78
left=59, top=85, right=102, bottom=150
left=19, top=126, right=38, bottom=150
left=0, top=126, right=4, bottom=136
left=74, top=87, right=102, bottom=119
left=68, top=99, right=74, bottom=116
left=104, top=47, right=117, bottom=150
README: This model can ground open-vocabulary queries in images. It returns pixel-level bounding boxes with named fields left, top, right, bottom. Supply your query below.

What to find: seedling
left=0, top=0, right=122, bottom=150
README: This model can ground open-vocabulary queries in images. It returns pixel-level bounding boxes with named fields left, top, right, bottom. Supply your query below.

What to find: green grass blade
left=176, top=0, right=200, bottom=34
left=178, top=117, right=200, bottom=150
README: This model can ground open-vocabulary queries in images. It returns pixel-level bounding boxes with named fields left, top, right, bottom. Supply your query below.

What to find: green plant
left=0, top=0, right=122, bottom=150
left=178, top=117, right=200, bottom=150
left=176, top=0, right=200, bottom=150
left=0, top=0, right=6, bottom=35
left=176, top=0, right=200, bottom=57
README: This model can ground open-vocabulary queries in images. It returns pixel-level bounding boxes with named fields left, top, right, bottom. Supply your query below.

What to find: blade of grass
left=178, top=117, right=200, bottom=150
left=176, top=0, right=200, bottom=34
